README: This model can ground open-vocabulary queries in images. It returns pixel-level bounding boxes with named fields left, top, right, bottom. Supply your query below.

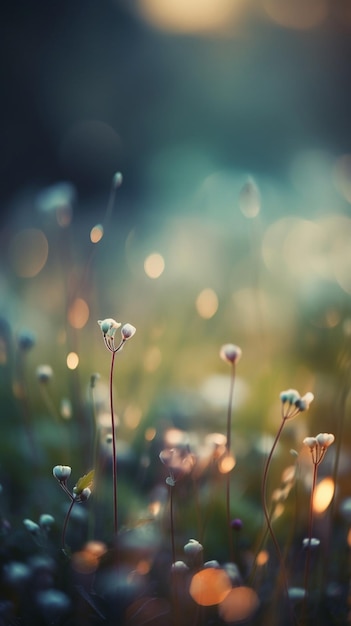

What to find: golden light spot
left=84, top=541, right=107, bottom=558
left=67, top=352, right=79, bottom=370
left=145, top=427, right=156, bottom=442
left=218, top=586, right=260, bottom=623
left=144, top=252, right=165, bottom=279
left=68, top=297, right=89, bottom=329
left=135, top=560, right=151, bottom=575
left=134, top=0, right=244, bottom=34
left=256, top=550, right=269, bottom=566
left=143, top=346, right=162, bottom=372
left=189, top=568, right=232, bottom=606
left=347, top=528, right=351, bottom=548
left=313, top=477, right=334, bottom=514
left=149, top=501, right=161, bottom=516
left=60, top=398, right=72, bottom=420
left=218, top=453, right=236, bottom=474
left=90, top=224, right=104, bottom=243
left=262, top=0, right=327, bottom=30
left=124, top=404, right=142, bottom=430
left=196, top=288, right=218, bottom=319
left=9, top=229, right=48, bottom=278
left=272, top=503, right=285, bottom=521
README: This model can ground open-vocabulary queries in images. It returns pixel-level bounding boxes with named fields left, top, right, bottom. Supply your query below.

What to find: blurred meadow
left=1, top=0, right=351, bottom=624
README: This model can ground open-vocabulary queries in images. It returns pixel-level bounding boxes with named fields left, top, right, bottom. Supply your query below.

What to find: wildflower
left=36, top=364, right=53, bottom=383
left=97, top=318, right=121, bottom=338
left=39, top=514, right=55, bottom=530
left=23, top=519, right=40, bottom=534
left=303, top=433, right=335, bottom=465
left=113, top=171, right=123, bottom=188
left=98, top=318, right=136, bottom=353
left=53, top=465, right=72, bottom=482
left=184, top=539, right=204, bottom=557
left=121, top=323, right=136, bottom=340
left=220, top=344, right=242, bottom=365
left=17, top=330, right=36, bottom=351
left=280, top=389, right=314, bottom=419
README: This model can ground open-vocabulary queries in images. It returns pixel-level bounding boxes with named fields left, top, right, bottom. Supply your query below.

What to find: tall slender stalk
left=109, top=350, right=118, bottom=535
left=226, top=362, right=236, bottom=562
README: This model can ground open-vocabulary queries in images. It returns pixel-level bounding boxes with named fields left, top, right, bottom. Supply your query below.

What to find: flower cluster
left=280, top=388, right=314, bottom=420
left=303, top=433, right=335, bottom=465
left=98, top=318, right=136, bottom=353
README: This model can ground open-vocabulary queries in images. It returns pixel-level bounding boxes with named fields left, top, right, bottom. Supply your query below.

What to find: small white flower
left=98, top=318, right=121, bottom=338
left=316, top=433, right=335, bottom=448
left=121, top=323, right=136, bottom=340
left=53, top=465, right=72, bottom=481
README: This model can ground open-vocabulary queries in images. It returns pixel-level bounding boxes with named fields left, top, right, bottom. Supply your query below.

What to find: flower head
left=303, top=433, right=335, bottom=465
left=98, top=318, right=121, bottom=338
left=280, top=389, right=314, bottom=419
left=121, top=323, right=136, bottom=341
left=53, top=465, right=72, bottom=482
left=220, top=344, right=242, bottom=365
left=36, top=365, right=53, bottom=383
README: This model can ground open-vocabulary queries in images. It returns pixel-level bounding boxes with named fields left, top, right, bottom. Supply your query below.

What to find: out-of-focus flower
left=17, top=330, right=36, bottom=351
left=280, top=389, right=314, bottom=419
left=36, top=365, right=53, bottom=383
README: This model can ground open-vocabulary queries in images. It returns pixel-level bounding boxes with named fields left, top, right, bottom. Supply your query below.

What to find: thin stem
left=110, top=350, right=118, bottom=535
left=261, top=418, right=295, bottom=623
left=62, top=498, right=76, bottom=551
left=226, top=363, right=236, bottom=561
left=303, top=463, right=318, bottom=604
left=170, top=485, right=176, bottom=565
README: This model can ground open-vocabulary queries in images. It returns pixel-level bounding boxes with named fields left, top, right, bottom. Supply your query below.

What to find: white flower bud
left=184, top=539, right=203, bottom=556
left=303, top=437, right=317, bottom=449
left=316, top=433, right=335, bottom=448
left=53, top=465, right=72, bottom=481
left=121, top=323, right=136, bottom=340
left=220, top=344, right=242, bottom=365
left=98, top=318, right=121, bottom=337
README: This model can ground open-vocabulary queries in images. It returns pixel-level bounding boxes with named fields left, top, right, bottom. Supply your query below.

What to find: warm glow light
left=144, top=253, right=165, bottom=279
left=263, top=0, right=327, bottom=30
left=9, top=229, right=48, bottom=278
left=90, top=224, right=104, bottom=243
left=189, top=568, right=232, bottom=606
left=256, top=550, right=269, bottom=566
left=145, top=427, right=156, bottom=442
left=313, top=477, right=335, bottom=514
left=67, top=352, right=79, bottom=370
left=218, top=454, right=236, bottom=474
left=149, top=501, right=161, bottom=516
left=347, top=528, right=351, bottom=548
left=218, top=587, right=260, bottom=623
left=68, top=298, right=90, bottom=329
left=196, top=288, right=218, bottom=319
left=134, top=0, right=244, bottom=34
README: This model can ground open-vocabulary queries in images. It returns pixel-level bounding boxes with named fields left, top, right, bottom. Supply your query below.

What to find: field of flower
left=1, top=167, right=351, bottom=626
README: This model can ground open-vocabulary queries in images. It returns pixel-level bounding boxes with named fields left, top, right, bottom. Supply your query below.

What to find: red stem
left=110, top=350, right=118, bottom=535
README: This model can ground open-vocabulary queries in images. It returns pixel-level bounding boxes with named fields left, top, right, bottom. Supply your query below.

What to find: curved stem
left=62, top=498, right=75, bottom=551
left=261, top=418, right=294, bottom=623
left=110, top=350, right=118, bottom=535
